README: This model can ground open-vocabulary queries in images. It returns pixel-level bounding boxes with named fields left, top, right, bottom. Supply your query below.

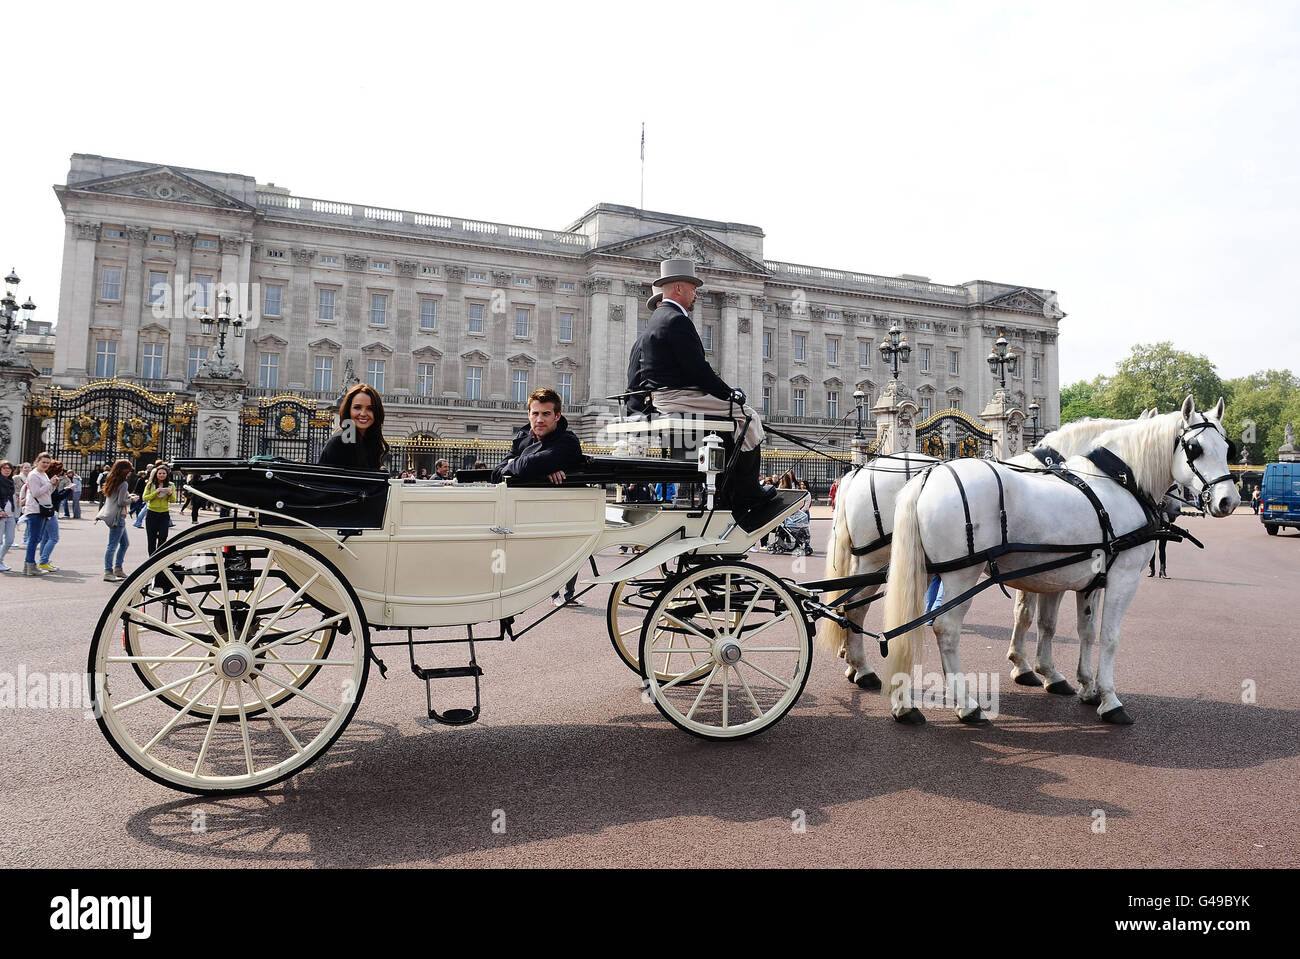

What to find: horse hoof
left=855, top=673, right=882, bottom=691
left=1014, top=671, right=1044, bottom=687
left=1100, top=706, right=1134, bottom=725
left=958, top=707, right=989, bottom=726
left=1045, top=680, right=1076, bottom=696
left=1079, top=692, right=1101, bottom=706
left=894, top=707, right=926, bottom=725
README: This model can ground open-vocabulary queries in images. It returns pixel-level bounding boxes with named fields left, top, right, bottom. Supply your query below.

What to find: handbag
left=95, top=499, right=121, bottom=528
left=39, top=503, right=56, bottom=519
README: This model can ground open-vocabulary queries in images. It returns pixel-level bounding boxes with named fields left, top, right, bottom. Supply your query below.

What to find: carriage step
left=412, top=664, right=483, bottom=681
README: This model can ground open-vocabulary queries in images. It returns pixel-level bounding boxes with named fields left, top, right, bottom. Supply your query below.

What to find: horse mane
left=1037, top=417, right=1133, bottom=451
left=1088, top=411, right=1184, bottom=500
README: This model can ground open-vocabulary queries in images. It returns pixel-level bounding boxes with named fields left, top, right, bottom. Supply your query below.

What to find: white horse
left=817, top=413, right=1154, bottom=691
left=881, top=397, right=1239, bottom=725
left=1003, top=410, right=1157, bottom=693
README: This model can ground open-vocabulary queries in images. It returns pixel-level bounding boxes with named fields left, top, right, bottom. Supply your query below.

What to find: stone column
left=54, top=220, right=100, bottom=382
left=170, top=231, right=196, bottom=381
left=872, top=378, right=918, bottom=454
left=719, top=291, right=740, bottom=388
left=192, top=377, right=247, bottom=460
left=218, top=234, right=248, bottom=377
left=289, top=247, right=319, bottom=388
left=0, top=364, right=39, bottom=464
left=120, top=227, right=148, bottom=378
left=980, top=388, right=1024, bottom=459
left=774, top=301, right=791, bottom=413
left=442, top=265, right=465, bottom=395
left=583, top=276, right=612, bottom=408
left=748, top=295, right=766, bottom=404
left=342, top=255, right=368, bottom=377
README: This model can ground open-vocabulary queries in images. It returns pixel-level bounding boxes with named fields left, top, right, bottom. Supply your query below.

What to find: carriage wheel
left=638, top=562, right=812, bottom=740
left=89, top=529, right=369, bottom=795
left=604, top=545, right=684, bottom=681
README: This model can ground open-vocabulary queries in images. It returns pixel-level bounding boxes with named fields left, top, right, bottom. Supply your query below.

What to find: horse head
left=1174, top=395, right=1240, bottom=518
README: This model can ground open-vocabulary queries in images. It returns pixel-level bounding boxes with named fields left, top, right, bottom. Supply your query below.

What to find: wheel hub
left=218, top=643, right=257, bottom=681
left=715, top=639, right=743, bottom=665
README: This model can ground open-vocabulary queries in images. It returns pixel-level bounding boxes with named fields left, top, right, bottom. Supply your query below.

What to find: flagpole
left=640, top=122, right=645, bottom=210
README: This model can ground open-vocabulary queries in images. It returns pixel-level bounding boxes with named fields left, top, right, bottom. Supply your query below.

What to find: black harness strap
left=943, top=462, right=978, bottom=558
left=1030, top=445, right=1067, bottom=469
left=869, top=467, right=885, bottom=542
left=848, top=454, right=926, bottom=557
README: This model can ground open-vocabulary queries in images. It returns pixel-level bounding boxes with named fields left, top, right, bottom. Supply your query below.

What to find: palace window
left=762, top=386, right=771, bottom=416
left=100, top=267, right=122, bottom=301
left=194, top=275, right=213, bottom=311
left=920, top=396, right=932, bottom=419
left=370, top=293, right=388, bottom=326
left=793, top=334, right=806, bottom=362
left=258, top=353, right=279, bottom=389
left=140, top=343, right=164, bottom=379
left=557, top=372, right=573, bottom=405
left=919, top=347, right=931, bottom=373
left=95, top=341, right=117, bottom=378
left=468, top=303, right=484, bottom=334
left=187, top=346, right=208, bottom=380
left=826, top=337, right=839, bottom=365
left=793, top=388, right=806, bottom=417
left=949, top=349, right=959, bottom=375
left=827, top=391, right=839, bottom=418
left=702, top=324, right=714, bottom=352
left=148, top=272, right=168, bottom=305
left=558, top=281, right=575, bottom=291
left=514, top=307, right=530, bottom=338
left=314, top=356, right=333, bottom=393
left=558, top=312, right=574, bottom=342
left=420, top=298, right=437, bottom=331
left=318, top=288, right=336, bottom=321
left=263, top=284, right=284, bottom=317
left=320, top=255, right=339, bottom=265
left=465, top=366, right=483, bottom=399
left=417, top=363, right=435, bottom=397
left=366, top=359, right=385, bottom=392
left=763, top=331, right=772, bottom=360
left=859, top=340, right=871, bottom=367
left=512, top=369, right=529, bottom=402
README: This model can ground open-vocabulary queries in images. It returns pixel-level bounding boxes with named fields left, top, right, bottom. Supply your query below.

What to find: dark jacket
left=492, top=415, right=584, bottom=482
left=319, top=431, right=386, bottom=471
left=626, top=301, right=732, bottom=413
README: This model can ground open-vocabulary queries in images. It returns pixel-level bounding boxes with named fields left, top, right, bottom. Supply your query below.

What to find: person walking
left=1149, top=484, right=1186, bottom=579
left=96, top=460, right=136, bottom=581
left=0, top=460, right=18, bottom=572
left=21, top=453, right=55, bottom=576
left=70, top=471, right=84, bottom=519
left=131, top=469, right=149, bottom=528
left=142, top=464, right=180, bottom=587
left=37, top=461, right=73, bottom=572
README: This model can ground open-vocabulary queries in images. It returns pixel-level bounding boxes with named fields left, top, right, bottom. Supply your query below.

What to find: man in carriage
left=625, top=258, right=777, bottom=525
left=492, top=387, right=584, bottom=485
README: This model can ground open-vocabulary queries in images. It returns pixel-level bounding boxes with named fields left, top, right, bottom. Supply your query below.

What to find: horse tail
left=817, top=467, right=858, bottom=653
left=881, top=473, right=930, bottom=704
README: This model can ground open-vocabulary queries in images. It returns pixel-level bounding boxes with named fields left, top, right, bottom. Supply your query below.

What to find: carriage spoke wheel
left=639, top=562, right=811, bottom=740
left=605, top=545, right=686, bottom=681
left=89, top=529, right=369, bottom=795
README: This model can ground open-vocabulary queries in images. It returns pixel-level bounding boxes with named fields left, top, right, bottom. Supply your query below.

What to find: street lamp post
left=0, top=268, right=37, bottom=365
left=986, top=332, right=1018, bottom=391
left=1028, top=400, right=1040, bottom=446
left=853, top=388, right=866, bottom=438
left=878, top=323, right=911, bottom=380
left=196, top=290, right=245, bottom=379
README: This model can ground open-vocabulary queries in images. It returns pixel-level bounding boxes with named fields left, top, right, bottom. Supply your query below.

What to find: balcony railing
left=764, top=260, right=970, bottom=304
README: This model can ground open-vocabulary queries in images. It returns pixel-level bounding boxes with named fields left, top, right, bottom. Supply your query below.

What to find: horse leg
left=1006, top=589, right=1042, bottom=686
left=1032, top=592, right=1074, bottom=694
left=930, top=568, right=987, bottom=724
left=1075, top=590, right=1102, bottom=705
left=1092, top=564, right=1142, bottom=724
left=843, top=593, right=883, bottom=690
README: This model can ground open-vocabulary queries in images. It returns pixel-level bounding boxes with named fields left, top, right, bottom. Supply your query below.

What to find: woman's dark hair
left=336, top=383, right=390, bottom=469
left=103, top=459, right=134, bottom=498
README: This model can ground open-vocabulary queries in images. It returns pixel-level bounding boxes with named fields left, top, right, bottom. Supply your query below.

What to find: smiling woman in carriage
left=319, top=383, right=391, bottom=471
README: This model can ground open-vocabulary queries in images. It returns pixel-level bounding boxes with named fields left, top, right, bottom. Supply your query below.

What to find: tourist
left=21, top=453, right=54, bottom=576
left=96, top=459, right=136, bottom=582
left=0, top=460, right=17, bottom=572
left=36, top=461, right=73, bottom=572
left=143, top=464, right=180, bottom=586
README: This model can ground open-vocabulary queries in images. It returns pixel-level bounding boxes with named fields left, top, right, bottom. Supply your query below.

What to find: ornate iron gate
left=23, top=379, right=196, bottom=477
left=239, top=395, right=332, bottom=462
left=913, top=409, right=994, bottom=460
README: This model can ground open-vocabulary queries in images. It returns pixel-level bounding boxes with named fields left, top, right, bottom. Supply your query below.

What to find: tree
left=1221, top=370, right=1300, bottom=463
left=1095, top=342, right=1224, bottom=419
left=1060, top=375, right=1112, bottom=423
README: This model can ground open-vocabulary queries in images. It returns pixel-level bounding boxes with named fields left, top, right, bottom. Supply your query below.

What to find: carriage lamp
left=879, top=323, right=911, bottom=381
left=987, top=333, right=1017, bottom=390
left=1029, top=400, right=1040, bottom=445
left=853, top=389, right=866, bottom=438
left=699, top=432, right=726, bottom=509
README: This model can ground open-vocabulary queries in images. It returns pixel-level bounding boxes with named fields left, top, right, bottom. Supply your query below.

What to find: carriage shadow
left=122, top=690, right=1300, bottom=866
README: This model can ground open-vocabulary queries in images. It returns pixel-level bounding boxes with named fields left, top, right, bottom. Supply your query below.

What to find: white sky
left=3, top=0, right=1297, bottom=387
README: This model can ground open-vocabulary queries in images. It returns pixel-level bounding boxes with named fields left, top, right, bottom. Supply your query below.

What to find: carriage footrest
left=412, top=664, right=483, bottom=681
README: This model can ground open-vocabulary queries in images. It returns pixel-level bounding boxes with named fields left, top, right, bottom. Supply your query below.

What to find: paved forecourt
left=1, top=504, right=1296, bottom=869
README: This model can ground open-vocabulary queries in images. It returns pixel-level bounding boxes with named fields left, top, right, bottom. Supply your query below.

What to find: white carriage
left=88, top=421, right=816, bottom=795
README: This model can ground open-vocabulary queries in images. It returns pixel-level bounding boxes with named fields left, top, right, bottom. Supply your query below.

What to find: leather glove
left=729, top=389, right=747, bottom=406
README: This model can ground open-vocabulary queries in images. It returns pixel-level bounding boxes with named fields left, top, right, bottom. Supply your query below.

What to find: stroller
left=766, top=507, right=812, bottom=556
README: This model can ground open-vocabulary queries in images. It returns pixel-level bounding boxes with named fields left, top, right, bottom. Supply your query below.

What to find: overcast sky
left=4, top=0, right=1296, bottom=387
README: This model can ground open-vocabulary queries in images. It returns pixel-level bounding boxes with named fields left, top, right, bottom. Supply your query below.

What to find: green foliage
left=1095, top=342, right=1224, bottom=418
left=1059, top=375, right=1111, bottom=423
left=1221, top=370, right=1300, bottom=463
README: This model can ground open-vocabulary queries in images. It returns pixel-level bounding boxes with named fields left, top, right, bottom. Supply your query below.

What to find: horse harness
left=872, top=423, right=1221, bottom=654
left=852, top=453, right=923, bottom=558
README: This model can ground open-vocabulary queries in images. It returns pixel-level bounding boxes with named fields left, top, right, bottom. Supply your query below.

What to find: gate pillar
left=193, top=376, right=247, bottom=459
left=871, top=379, right=918, bottom=455
left=0, top=362, right=39, bottom=463
left=980, top=388, right=1025, bottom=459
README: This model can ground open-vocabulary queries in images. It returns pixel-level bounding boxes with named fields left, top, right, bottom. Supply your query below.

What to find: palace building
left=48, top=153, right=1062, bottom=460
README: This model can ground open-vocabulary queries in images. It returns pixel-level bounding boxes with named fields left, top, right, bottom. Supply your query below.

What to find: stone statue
left=1286, top=422, right=1295, bottom=448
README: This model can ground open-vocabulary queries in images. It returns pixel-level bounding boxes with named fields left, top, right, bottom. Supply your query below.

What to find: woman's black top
left=319, top=431, right=385, bottom=471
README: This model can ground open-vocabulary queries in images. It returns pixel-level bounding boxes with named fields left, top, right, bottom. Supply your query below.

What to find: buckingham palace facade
left=49, top=153, right=1062, bottom=452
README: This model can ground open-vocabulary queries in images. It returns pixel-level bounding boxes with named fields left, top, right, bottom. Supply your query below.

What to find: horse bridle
left=1176, top=418, right=1235, bottom=507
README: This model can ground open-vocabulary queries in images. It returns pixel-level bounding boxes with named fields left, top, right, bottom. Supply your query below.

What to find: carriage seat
left=175, top=457, right=391, bottom=529
left=455, top=454, right=706, bottom=488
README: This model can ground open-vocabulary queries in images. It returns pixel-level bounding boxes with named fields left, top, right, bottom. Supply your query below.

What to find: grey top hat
left=645, top=291, right=664, bottom=310
left=652, top=258, right=703, bottom=288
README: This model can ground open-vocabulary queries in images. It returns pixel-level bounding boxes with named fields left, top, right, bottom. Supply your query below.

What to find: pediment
left=507, top=352, right=536, bottom=367
left=66, top=166, right=256, bottom=212
left=360, top=340, right=393, bottom=355
left=945, top=386, right=964, bottom=396
left=138, top=322, right=170, bottom=336
left=985, top=288, right=1048, bottom=314
left=790, top=374, right=811, bottom=386
left=253, top=333, right=289, bottom=348
left=856, top=379, right=876, bottom=393
left=308, top=337, right=341, bottom=351
left=551, top=356, right=581, bottom=372
left=916, top=384, right=936, bottom=396
left=460, top=349, right=492, bottom=363
left=413, top=345, right=443, bottom=360
left=823, top=376, right=843, bottom=389
left=592, top=227, right=768, bottom=276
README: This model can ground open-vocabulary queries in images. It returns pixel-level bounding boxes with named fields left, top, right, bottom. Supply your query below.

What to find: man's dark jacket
left=492, top=415, right=584, bottom=482
left=625, top=302, right=732, bottom=414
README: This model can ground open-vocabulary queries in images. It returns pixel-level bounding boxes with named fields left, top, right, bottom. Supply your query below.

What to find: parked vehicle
left=1260, top=462, right=1300, bottom=535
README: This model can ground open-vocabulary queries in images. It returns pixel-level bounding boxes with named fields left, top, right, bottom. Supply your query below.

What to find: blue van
left=1260, top=462, right=1300, bottom=535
